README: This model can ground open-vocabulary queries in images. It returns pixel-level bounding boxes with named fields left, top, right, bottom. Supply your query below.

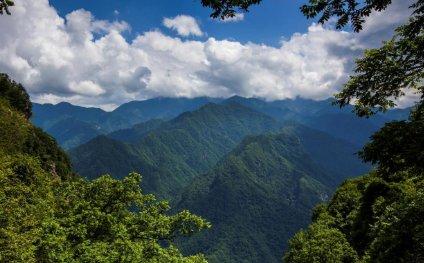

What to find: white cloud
left=163, top=15, right=203, bottom=37
left=219, top=13, right=244, bottom=23
left=0, top=0, right=414, bottom=110
left=69, top=80, right=105, bottom=96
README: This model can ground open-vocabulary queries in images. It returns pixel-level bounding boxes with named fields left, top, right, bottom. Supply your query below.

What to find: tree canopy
left=336, top=0, right=424, bottom=116
left=0, top=74, right=210, bottom=262
left=202, top=0, right=396, bottom=31
left=0, top=0, right=13, bottom=15
left=283, top=0, right=424, bottom=262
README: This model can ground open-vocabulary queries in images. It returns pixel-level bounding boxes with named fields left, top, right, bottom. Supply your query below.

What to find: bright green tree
left=0, top=75, right=210, bottom=262
left=284, top=208, right=358, bottom=263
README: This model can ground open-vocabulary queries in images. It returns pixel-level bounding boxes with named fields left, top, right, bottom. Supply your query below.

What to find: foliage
left=0, top=0, right=13, bottom=15
left=176, top=127, right=367, bottom=263
left=284, top=211, right=358, bottom=263
left=0, top=75, right=210, bottom=262
left=0, top=154, right=210, bottom=262
left=0, top=73, right=32, bottom=119
left=300, top=0, right=393, bottom=32
left=359, top=103, right=424, bottom=178
left=200, top=0, right=261, bottom=19
left=71, top=103, right=281, bottom=199
left=37, top=173, right=210, bottom=263
left=336, top=0, right=424, bottom=116
left=284, top=104, right=424, bottom=262
left=0, top=98, right=72, bottom=180
left=0, top=154, right=56, bottom=263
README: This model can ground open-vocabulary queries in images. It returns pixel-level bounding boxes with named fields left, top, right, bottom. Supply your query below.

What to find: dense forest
left=0, top=73, right=209, bottom=262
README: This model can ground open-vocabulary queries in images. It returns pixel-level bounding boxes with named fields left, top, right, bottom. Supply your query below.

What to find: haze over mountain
left=32, top=97, right=219, bottom=149
left=32, top=96, right=410, bottom=149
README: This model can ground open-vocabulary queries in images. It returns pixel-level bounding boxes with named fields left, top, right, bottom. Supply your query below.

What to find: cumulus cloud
left=219, top=13, right=244, bottom=23
left=0, top=0, right=413, bottom=110
left=163, top=15, right=203, bottom=37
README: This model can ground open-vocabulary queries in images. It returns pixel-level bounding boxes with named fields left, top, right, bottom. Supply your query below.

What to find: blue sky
left=50, top=0, right=309, bottom=46
left=0, top=0, right=413, bottom=110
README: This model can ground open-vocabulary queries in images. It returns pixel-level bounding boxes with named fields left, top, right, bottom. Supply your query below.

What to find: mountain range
left=31, top=96, right=410, bottom=262
left=32, top=96, right=409, bottom=149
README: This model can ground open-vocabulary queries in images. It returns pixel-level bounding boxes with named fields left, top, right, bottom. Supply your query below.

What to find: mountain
left=0, top=79, right=72, bottom=180
left=222, top=96, right=410, bottom=146
left=110, top=97, right=222, bottom=128
left=32, top=102, right=107, bottom=130
left=70, top=103, right=281, bottom=199
left=176, top=126, right=367, bottom=263
left=32, top=97, right=222, bottom=148
left=41, top=117, right=103, bottom=149
left=107, top=119, right=165, bottom=143
left=33, top=96, right=410, bottom=149
left=70, top=103, right=370, bottom=262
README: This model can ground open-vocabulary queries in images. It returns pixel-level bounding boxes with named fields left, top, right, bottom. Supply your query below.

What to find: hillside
left=0, top=73, right=210, bottom=262
left=176, top=128, right=364, bottom=263
left=70, top=103, right=282, bottom=199
left=33, top=96, right=410, bottom=149
left=107, top=119, right=165, bottom=143
left=32, top=97, right=222, bottom=148
left=223, top=96, right=410, bottom=147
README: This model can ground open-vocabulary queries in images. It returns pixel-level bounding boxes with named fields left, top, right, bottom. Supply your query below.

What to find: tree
left=202, top=0, right=396, bottom=31
left=283, top=211, right=358, bottom=263
left=200, top=0, right=262, bottom=19
left=36, top=173, right=210, bottom=262
left=0, top=75, right=210, bottom=262
left=0, top=0, right=13, bottom=15
left=0, top=155, right=210, bottom=262
left=0, top=73, right=32, bottom=119
left=335, top=0, right=423, bottom=116
left=279, top=0, right=424, bottom=260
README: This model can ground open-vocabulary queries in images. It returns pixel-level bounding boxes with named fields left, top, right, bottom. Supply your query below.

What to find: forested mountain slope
left=223, top=96, right=410, bottom=147
left=32, top=97, right=221, bottom=148
left=176, top=126, right=369, bottom=263
left=70, top=103, right=282, bottom=199
left=0, top=73, right=209, bottom=262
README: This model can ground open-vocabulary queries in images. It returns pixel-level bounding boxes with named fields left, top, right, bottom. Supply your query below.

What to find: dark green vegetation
left=201, top=0, right=396, bottom=32
left=284, top=105, right=424, bottom=263
left=0, top=75, right=209, bottom=262
left=0, top=73, right=32, bottom=118
left=69, top=99, right=373, bottom=262
left=176, top=126, right=370, bottom=263
left=284, top=0, right=424, bottom=262
left=108, top=119, right=165, bottom=143
left=70, top=103, right=283, bottom=200
left=0, top=0, right=13, bottom=15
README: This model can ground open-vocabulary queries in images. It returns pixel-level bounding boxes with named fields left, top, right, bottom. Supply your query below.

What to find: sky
left=0, top=0, right=415, bottom=110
